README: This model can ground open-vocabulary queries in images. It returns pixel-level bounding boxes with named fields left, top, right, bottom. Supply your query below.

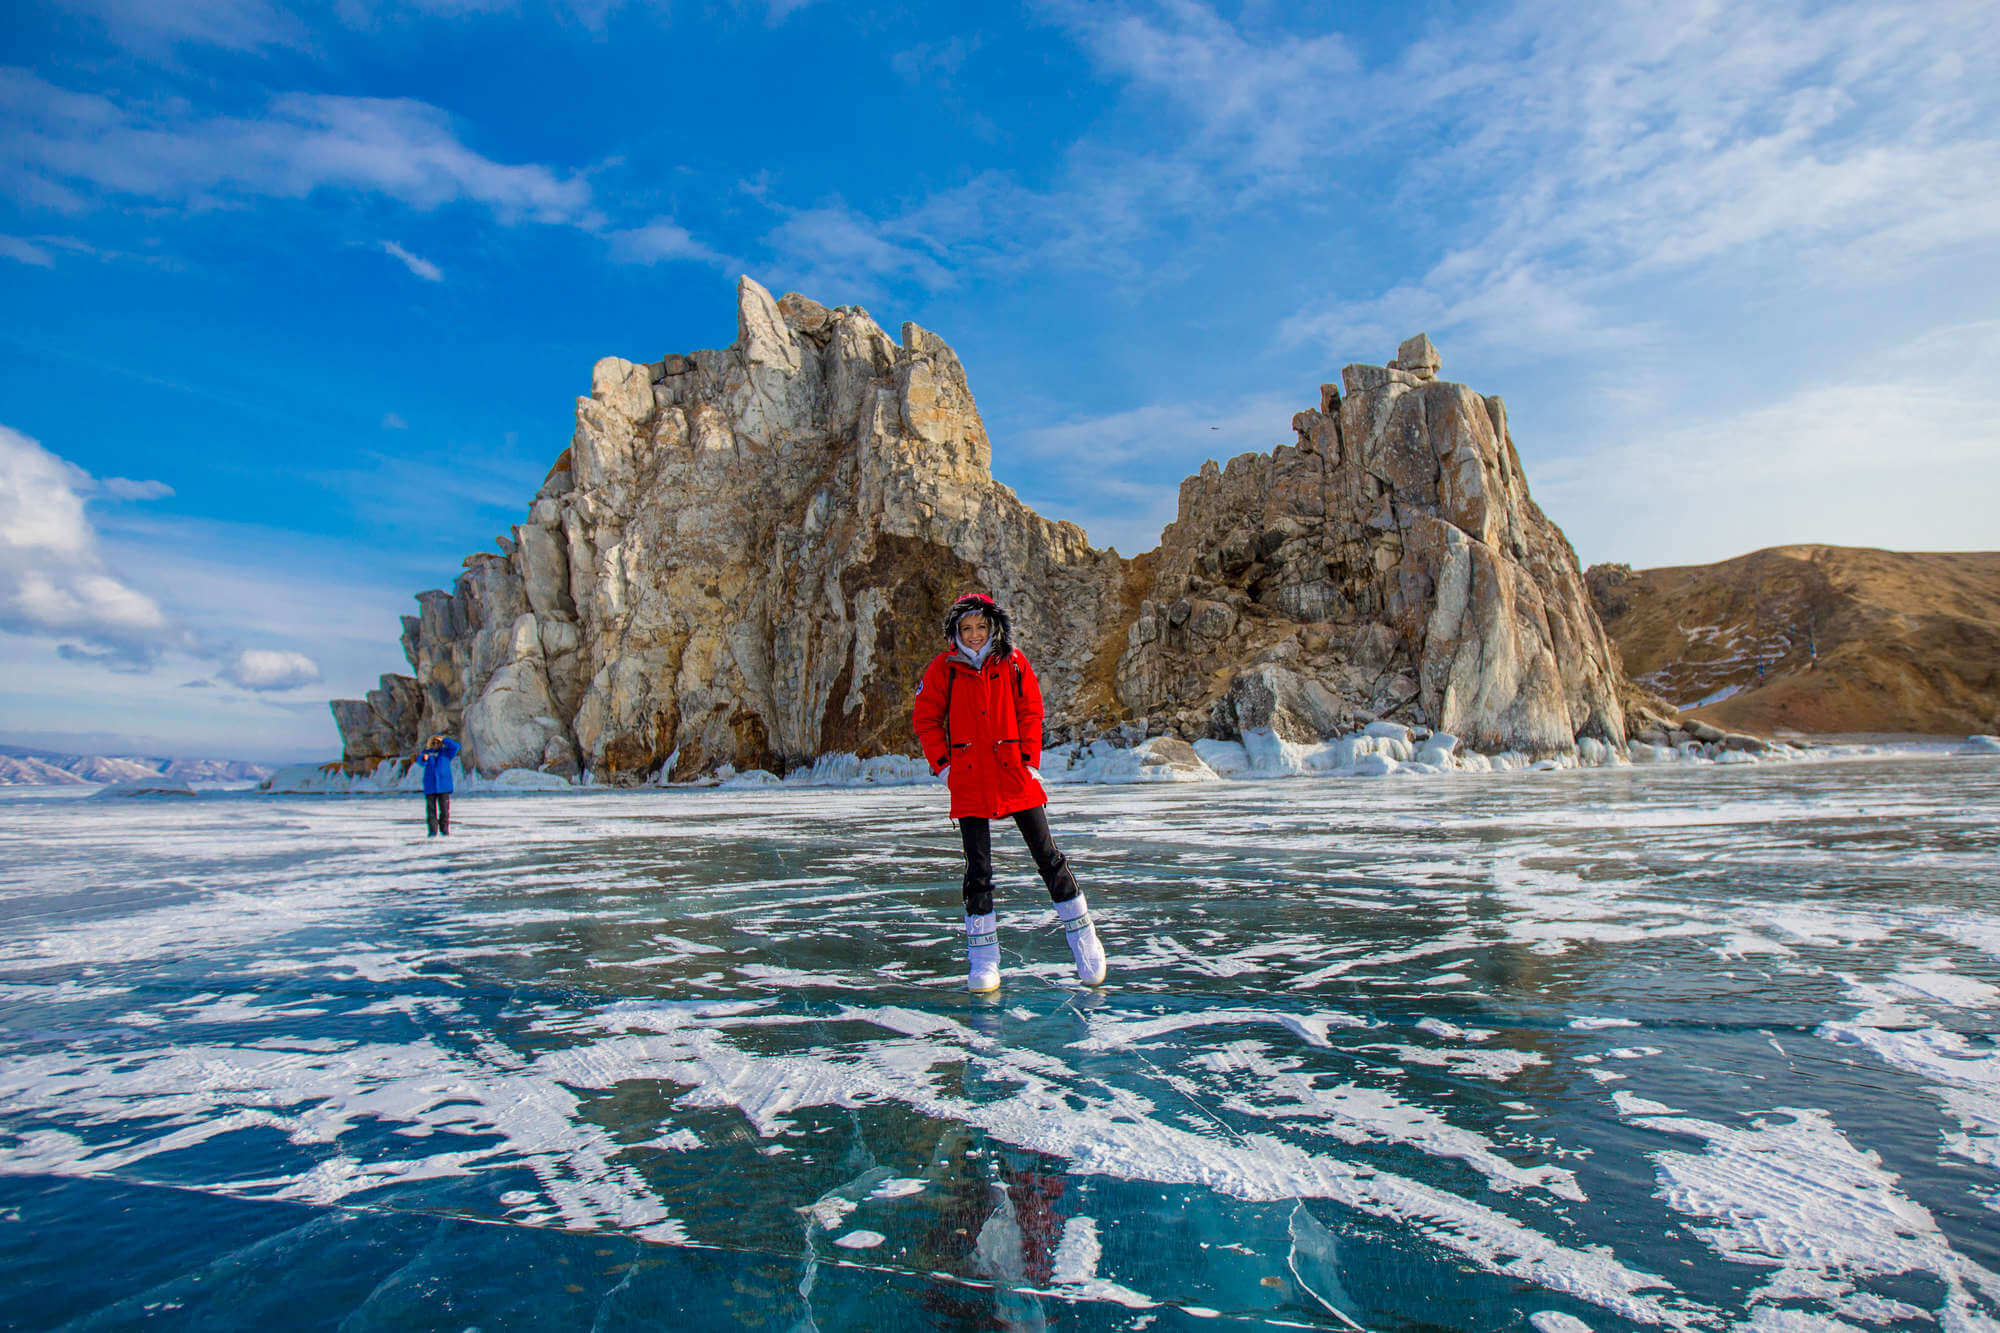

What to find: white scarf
left=954, top=635, right=995, bottom=669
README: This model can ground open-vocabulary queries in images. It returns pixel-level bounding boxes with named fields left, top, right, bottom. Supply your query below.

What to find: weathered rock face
left=329, top=674, right=422, bottom=761
left=333, top=292, right=1628, bottom=777
left=1113, top=349, right=1626, bottom=757
left=342, top=277, right=1124, bottom=781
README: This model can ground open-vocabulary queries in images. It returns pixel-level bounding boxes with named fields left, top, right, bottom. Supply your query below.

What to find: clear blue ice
left=3, top=752, right=1999, bottom=1329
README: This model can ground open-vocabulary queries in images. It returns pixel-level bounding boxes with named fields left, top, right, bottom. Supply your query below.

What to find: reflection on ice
left=1, top=750, right=1998, bottom=1327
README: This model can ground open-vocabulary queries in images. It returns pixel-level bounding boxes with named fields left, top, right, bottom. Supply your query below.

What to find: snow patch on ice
left=866, top=1177, right=926, bottom=1200
left=1528, top=1315, right=1593, bottom=1333
left=1044, top=1215, right=1158, bottom=1308
left=1069, top=1008, right=1371, bottom=1052
left=833, top=1229, right=885, bottom=1249
left=1416, top=1018, right=1495, bottom=1042
left=1373, top=1044, right=1548, bottom=1081
left=1632, top=1104, right=2000, bottom=1325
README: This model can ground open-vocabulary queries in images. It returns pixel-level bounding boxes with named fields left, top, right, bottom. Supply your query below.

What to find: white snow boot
left=965, top=912, right=1001, bottom=992
left=1056, top=895, right=1107, bottom=986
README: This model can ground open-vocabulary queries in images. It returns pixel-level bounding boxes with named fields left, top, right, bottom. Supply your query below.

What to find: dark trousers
left=958, top=805, right=1078, bottom=916
left=426, top=792, right=451, bottom=836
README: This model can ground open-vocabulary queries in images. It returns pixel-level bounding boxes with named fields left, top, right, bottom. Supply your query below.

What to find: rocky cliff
left=334, top=286, right=1630, bottom=780
left=1112, top=335, right=1624, bottom=757
left=1588, top=546, right=2000, bottom=736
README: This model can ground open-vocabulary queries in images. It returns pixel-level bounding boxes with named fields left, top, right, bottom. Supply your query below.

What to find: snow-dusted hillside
left=0, top=745, right=274, bottom=787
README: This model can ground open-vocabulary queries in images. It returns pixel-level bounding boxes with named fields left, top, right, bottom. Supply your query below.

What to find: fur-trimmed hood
left=942, top=591, right=1013, bottom=660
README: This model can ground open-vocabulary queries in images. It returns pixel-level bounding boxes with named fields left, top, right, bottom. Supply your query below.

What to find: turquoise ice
left=2, top=752, right=1998, bottom=1328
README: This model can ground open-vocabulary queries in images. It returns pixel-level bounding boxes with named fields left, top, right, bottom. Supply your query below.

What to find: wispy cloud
left=761, top=200, right=959, bottom=299
left=381, top=413, right=408, bottom=430
left=0, top=231, right=179, bottom=269
left=0, top=235, right=54, bottom=267
left=98, top=477, right=174, bottom=501
left=2, top=71, right=598, bottom=225
left=1044, top=0, right=1365, bottom=180
left=1254, top=0, right=2000, bottom=361
left=60, top=0, right=312, bottom=55
left=608, top=217, right=726, bottom=268
left=380, top=239, right=442, bottom=281
left=724, top=0, right=2000, bottom=348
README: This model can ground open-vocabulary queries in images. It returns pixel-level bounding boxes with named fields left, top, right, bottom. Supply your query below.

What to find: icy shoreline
left=242, top=730, right=1996, bottom=797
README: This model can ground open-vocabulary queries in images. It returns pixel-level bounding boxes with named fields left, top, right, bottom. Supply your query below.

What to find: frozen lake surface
left=4, top=753, right=2000, bottom=1330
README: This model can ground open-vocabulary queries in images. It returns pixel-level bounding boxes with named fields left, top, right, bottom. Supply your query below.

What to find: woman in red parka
left=912, top=591, right=1108, bottom=992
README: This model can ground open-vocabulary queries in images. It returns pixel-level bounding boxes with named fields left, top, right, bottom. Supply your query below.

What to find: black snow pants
left=426, top=792, right=451, bottom=836
left=958, top=805, right=1078, bottom=916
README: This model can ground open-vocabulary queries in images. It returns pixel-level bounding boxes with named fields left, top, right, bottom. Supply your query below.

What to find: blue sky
left=3, top=0, right=1997, bottom=762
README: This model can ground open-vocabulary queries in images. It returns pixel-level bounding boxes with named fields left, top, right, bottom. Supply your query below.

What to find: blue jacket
left=420, top=738, right=460, bottom=795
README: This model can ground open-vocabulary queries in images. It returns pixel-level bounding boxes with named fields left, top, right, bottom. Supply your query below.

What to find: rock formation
left=342, top=278, right=1124, bottom=782
left=1113, top=335, right=1625, bottom=756
left=333, top=282, right=1633, bottom=779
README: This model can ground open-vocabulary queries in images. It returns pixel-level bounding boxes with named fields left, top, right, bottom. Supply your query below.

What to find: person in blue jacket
left=419, top=734, right=460, bottom=836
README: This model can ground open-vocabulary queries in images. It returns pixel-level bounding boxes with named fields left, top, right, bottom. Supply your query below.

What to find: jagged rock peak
left=332, top=285, right=1634, bottom=780
left=1114, top=332, right=1626, bottom=757
left=332, top=277, right=1123, bottom=782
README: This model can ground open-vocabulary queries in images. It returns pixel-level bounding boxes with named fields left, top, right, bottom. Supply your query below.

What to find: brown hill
left=1586, top=546, right=2000, bottom=736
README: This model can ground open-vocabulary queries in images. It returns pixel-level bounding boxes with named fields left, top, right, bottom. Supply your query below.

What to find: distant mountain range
left=0, top=745, right=276, bottom=787
left=1588, top=546, right=2000, bottom=736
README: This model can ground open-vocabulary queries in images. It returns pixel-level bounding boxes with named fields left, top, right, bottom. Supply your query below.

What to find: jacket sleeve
left=1016, top=652, right=1045, bottom=768
left=911, top=653, right=950, bottom=772
left=441, top=739, right=460, bottom=759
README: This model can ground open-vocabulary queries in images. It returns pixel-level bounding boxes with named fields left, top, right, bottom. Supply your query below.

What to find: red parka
left=912, top=647, right=1050, bottom=820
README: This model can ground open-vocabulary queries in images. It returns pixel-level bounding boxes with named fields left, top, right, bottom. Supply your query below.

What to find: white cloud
left=99, top=477, right=174, bottom=501
left=0, top=235, right=54, bottom=267
left=218, top=648, right=321, bottom=691
left=382, top=412, right=408, bottom=430
left=762, top=201, right=959, bottom=298
left=60, top=0, right=311, bottom=54
left=2, top=72, right=596, bottom=226
left=0, top=425, right=173, bottom=665
left=608, top=218, right=724, bottom=267
left=1249, top=0, right=2000, bottom=361
left=380, top=239, right=443, bottom=281
left=1046, top=0, right=1364, bottom=179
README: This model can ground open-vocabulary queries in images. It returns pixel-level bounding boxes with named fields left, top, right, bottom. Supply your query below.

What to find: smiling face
left=958, top=611, right=990, bottom=650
